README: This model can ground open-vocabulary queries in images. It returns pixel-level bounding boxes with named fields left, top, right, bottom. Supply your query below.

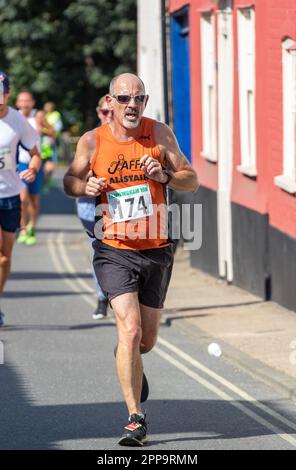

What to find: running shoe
left=118, top=413, right=148, bottom=447
left=25, top=226, right=37, bottom=246
left=0, top=311, right=5, bottom=327
left=47, top=178, right=57, bottom=189
left=114, top=345, right=149, bottom=403
left=17, top=231, right=27, bottom=244
left=92, top=299, right=108, bottom=320
left=42, top=185, right=49, bottom=195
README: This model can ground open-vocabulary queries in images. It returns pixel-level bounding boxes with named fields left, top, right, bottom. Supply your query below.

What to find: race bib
left=107, top=184, right=153, bottom=223
left=0, top=147, right=13, bottom=171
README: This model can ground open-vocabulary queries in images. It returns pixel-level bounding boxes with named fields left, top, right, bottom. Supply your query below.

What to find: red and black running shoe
left=118, top=413, right=148, bottom=447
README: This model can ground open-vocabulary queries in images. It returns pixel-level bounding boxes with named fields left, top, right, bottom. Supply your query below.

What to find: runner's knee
left=30, top=197, right=39, bottom=210
left=120, top=324, right=142, bottom=350
left=0, top=256, right=11, bottom=268
left=140, top=334, right=157, bottom=354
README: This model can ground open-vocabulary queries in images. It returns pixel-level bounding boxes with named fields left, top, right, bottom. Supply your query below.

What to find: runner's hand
left=19, top=168, right=37, bottom=183
left=85, top=177, right=107, bottom=197
left=140, top=154, right=167, bottom=183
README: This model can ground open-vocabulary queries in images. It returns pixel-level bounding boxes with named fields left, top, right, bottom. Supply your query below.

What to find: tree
left=0, top=0, right=137, bottom=130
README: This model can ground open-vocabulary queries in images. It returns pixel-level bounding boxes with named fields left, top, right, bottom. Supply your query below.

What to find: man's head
left=106, top=73, right=148, bottom=130
left=0, top=72, right=10, bottom=109
left=43, top=101, right=55, bottom=113
left=35, top=110, right=46, bottom=127
left=16, top=90, right=35, bottom=117
left=96, top=95, right=113, bottom=125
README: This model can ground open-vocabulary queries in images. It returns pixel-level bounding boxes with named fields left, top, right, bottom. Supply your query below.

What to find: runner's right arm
left=20, top=145, right=42, bottom=183
left=63, top=130, right=107, bottom=197
left=18, top=116, right=42, bottom=182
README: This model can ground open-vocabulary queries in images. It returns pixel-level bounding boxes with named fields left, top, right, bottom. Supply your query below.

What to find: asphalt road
left=1, top=179, right=296, bottom=450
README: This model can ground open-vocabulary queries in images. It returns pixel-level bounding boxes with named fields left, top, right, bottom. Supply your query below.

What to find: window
left=274, top=38, right=296, bottom=194
left=237, top=7, right=256, bottom=176
left=200, top=12, right=217, bottom=162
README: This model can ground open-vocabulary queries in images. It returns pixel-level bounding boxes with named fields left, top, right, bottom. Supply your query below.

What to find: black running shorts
left=0, top=195, right=21, bottom=233
left=92, top=240, right=174, bottom=309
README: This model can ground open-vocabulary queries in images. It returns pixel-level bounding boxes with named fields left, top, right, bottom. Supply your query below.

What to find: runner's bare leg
left=0, top=229, right=17, bottom=293
left=112, top=292, right=143, bottom=415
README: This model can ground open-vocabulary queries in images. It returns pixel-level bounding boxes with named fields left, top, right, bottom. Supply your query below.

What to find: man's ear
left=5, top=92, right=11, bottom=105
left=106, top=95, right=114, bottom=110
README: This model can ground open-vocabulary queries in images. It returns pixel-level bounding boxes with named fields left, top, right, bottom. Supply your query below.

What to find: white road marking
left=47, top=235, right=97, bottom=310
left=48, top=232, right=296, bottom=448
left=154, top=346, right=296, bottom=448
left=56, top=233, right=95, bottom=295
left=157, top=337, right=296, bottom=433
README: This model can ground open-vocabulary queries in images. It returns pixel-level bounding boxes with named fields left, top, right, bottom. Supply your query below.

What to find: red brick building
left=168, top=0, right=296, bottom=310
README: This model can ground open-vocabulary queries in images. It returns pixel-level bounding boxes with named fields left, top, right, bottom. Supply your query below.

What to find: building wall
left=137, top=0, right=166, bottom=122
left=231, top=0, right=268, bottom=215
left=265, top=2, right=296, bottom=238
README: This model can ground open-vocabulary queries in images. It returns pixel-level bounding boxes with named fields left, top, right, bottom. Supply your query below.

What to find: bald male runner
left=63, top=73, right=198, bottom=446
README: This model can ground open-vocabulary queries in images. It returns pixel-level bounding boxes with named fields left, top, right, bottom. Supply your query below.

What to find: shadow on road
left=40, top=186, right=76, bottom=215
left=163, top=301, right=264, bottom=325
left=1, top=322, right=114, bottom=332
left=40, top=166, right=76, bottom=216
left=0, top=363, right=294, bottom=450
left=9, top=272, right=93, bottom=281
left=3, top=291, right=93, bottom=299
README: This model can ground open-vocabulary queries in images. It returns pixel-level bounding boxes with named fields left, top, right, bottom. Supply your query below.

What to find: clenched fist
left=85, top=177, right=107, bottom=197
left=140, top=154, right=167, bottom=184
left=19, top=168, right=37, bottom=184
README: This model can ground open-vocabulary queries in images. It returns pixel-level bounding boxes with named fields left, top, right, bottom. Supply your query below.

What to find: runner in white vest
left=16, top=90, right=52, bottom=246
left=0, top=72, right=41, bottom=327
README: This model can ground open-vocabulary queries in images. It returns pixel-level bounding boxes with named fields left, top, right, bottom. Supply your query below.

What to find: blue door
left=170, top=7, right=191, bottom=161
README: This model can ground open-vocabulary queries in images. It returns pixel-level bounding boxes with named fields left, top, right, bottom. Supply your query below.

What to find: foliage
left=0, top=0, right=137, bottom=130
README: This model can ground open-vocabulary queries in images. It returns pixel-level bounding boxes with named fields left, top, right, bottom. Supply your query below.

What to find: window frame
left=200, top=11, right=218, bottom=163
left=236, top=7, right=257, bottom=177
left=274, top=38, right=296, bottom=194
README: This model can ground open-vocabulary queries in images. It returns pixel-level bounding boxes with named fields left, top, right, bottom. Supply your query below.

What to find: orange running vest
left=90, top=117, right=169, bottom=250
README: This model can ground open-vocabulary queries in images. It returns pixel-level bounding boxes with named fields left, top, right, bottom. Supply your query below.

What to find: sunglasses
left=112, top=94, right=146, bottom=104
left=100, top=108, right=112, bottom=116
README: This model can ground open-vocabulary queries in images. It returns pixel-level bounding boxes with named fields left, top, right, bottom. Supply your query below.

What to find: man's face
left=97, top=100, right=113, bottom=125
left=44, top=102, right=54, bottom=113
left=107, top=78, right=148, bottom=130
left=16, top=92, right=34, bottom=116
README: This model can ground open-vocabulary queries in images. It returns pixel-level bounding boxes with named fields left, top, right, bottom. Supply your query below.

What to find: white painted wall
left=217, top=8, right=234, bottom=281
left=137, top=0, right=165, bottom=121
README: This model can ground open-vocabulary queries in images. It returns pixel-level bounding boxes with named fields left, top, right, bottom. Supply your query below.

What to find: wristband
left=162, top=169, right=173, bottom=185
